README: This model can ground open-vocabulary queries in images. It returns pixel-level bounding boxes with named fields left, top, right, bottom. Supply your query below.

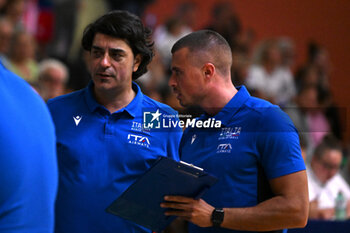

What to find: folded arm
left=161, top=170, right=309, bottom=231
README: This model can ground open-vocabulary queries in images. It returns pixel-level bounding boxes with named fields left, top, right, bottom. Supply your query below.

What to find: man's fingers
left=164, top=209, right=191, bottom=218
left=161, top=202, right=191, bottom=210
left=164, top=195, right=194, bottom=203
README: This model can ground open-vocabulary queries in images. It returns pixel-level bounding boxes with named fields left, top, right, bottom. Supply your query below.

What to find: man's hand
left=160, top=196, right=215, bottom=227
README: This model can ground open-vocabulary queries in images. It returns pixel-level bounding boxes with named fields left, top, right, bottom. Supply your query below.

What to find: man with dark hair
left=47, top=10, right=182, bottom=233
left=161, top=30, right=308, bottom=233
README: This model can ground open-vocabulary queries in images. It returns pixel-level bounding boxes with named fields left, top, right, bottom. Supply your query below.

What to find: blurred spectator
left=0, top=18, right=13, bottom=66
left=295, top=44, right=343, bottom=141
left=231, top=28, right=255, bottom=87
left=284, top=84, right=330, bottom=162
left=341, top=149, right=350, bottom=184
left=277, top=37, right=296, bottom=70
left=136, top=50, right=166, bottom=101
left=7, top=30, right=39, bottom=84
left=234, top=27, right=256, bottom=55
left=65, top=0, right=108, bottom=91
left=0, top=0, right=7, bottom=10
left=295, top=43, right=331, bottom=97
left=22, top=0, right=54, bottom=59
left=231, top=52, right=250, bottom=86
left=106, top=0, right=154, bottom=16
left=307, top=135, right=350, bottom=220
left=295, top=65, right=319, bottom=93
left=206, top=1, right=241, bottom=50
left=36, top=58, right=70, bottom=102
left=246, top=39, right=296, bottom=106
left=154, top=17, right=192, bottom=67
left=48, top=0, right=79, bottom=60
left=153, top=2, right=197, bottom=68
left=175, top=1, right=197, bottom=30
left=1, top=0, right=25, bottom=31
left=307, top=42, right=331, bottom=91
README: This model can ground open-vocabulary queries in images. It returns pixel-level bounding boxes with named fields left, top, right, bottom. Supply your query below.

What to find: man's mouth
left=96, top=73, right=114, bottom=78
left=172, top=89, right=181, bottom=99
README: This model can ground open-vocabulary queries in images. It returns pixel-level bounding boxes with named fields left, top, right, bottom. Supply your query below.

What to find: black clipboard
left=106, top=156, right=217, bottom=232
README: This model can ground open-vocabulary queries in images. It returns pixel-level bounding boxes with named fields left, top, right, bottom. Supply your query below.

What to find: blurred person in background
left=153, top=2, right=197, bottom=69
left=306, top=42, right=331, bottom=92
left=341, top=151, right=350, bottom=186
left=307, top=135, right=350, bottom=220
left=206, top=1, right=241, bottom=51
left=48, top=0, right=79, bottom=60
left=277, top=37, right=295, bottom=70
left=154, top=17, right=192, bottom=68
left=0, top=18, right=13, bottom=66
left=0, top=0, right=7, bottom=10
left=246, top=39, right=296, bottom=106
left=7, top=30, right=39, bottom=84
left=106, top=0, right=154, bottom=16
left=0, top=61, right=58, bottom=233
left=36, top=58, right=70, bottom=102
left=284, top=84, right=330, bottom=162
left=0, top=0, right=25, bottom=30
left=64, top=0, right=108, bottom=91
left=295, top=42, right=343, bottom=141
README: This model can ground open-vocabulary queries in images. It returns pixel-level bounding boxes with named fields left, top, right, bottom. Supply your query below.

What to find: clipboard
left=106, top=156, right=217, bottom=232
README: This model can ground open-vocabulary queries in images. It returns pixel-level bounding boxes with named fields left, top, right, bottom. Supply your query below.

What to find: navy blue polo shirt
left=0, top=63, right=58, bottom=232
left=47, top=82, right=182, bottom=233
left=180, top=86, right=305, bottom=233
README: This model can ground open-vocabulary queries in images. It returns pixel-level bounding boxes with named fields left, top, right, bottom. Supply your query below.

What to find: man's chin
left=178, top=99, right=191, bottom=108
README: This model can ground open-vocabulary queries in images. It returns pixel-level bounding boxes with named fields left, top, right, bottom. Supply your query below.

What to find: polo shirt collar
left=200, top=85, right=250, bottom=126
left=84, top=81, right=143, bottom=118
left=124, top=82, right=143, bottom=118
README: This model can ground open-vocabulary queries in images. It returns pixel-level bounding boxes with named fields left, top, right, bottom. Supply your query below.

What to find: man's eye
left=92, top=50, right=103, bottom=58
left=111, top=53, right=122, bottom=60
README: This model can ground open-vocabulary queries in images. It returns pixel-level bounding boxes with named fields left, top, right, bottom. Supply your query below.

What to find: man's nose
left=168, top=74, right=176, bottom=87
left=100, top=54, right=111, bottom=67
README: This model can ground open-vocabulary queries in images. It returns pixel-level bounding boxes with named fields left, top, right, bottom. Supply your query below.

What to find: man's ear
left=203, top=63, right=215, bottom=79
left=133, top=54, right=142, bottom=72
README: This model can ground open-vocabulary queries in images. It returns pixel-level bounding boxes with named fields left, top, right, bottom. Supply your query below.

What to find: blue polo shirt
left=47, top=82, right=182, bottom=233
left=180, top=86, right=305, bottom=233
left=0, top=63, right=58, bottom=232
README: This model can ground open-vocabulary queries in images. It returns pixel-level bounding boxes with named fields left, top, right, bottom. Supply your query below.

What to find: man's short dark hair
left=171, top=30, right=232, bottom=76
left=82, top=10, right=154, bottom=80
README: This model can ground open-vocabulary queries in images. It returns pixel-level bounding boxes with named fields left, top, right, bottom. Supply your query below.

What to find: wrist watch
left=211, top=208, right=224, bottom=227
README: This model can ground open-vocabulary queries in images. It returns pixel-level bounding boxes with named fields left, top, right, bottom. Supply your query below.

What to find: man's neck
left=94, top=85, right=136, bottom=114
left=201, top=81, right=238, bottom=116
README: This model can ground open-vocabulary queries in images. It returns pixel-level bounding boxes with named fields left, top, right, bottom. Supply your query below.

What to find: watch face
left=211, top=208, right=224, bottom=227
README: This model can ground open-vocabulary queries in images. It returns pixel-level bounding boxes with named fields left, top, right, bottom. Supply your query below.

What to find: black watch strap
left=211, top=208, right=224, bottom=227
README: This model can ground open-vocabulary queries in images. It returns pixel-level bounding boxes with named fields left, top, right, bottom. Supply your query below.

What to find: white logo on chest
left=73, top=116, right=82, bottom=126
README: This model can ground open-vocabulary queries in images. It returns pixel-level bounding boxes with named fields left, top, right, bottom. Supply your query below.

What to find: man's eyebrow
left=91, top=45, right=103, bottom=51
left=91, top=46, right=126, bottom=54
left=109, top=48, right=126, bottom=54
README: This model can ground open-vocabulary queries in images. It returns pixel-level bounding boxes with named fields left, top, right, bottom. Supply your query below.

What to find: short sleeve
left=257, top=106, right=306, bottom=179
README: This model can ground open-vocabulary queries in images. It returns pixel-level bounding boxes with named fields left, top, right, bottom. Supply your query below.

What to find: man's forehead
left=172, top=47, right=190, bottom=57
left=92, top=33, right=130, bottom=48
